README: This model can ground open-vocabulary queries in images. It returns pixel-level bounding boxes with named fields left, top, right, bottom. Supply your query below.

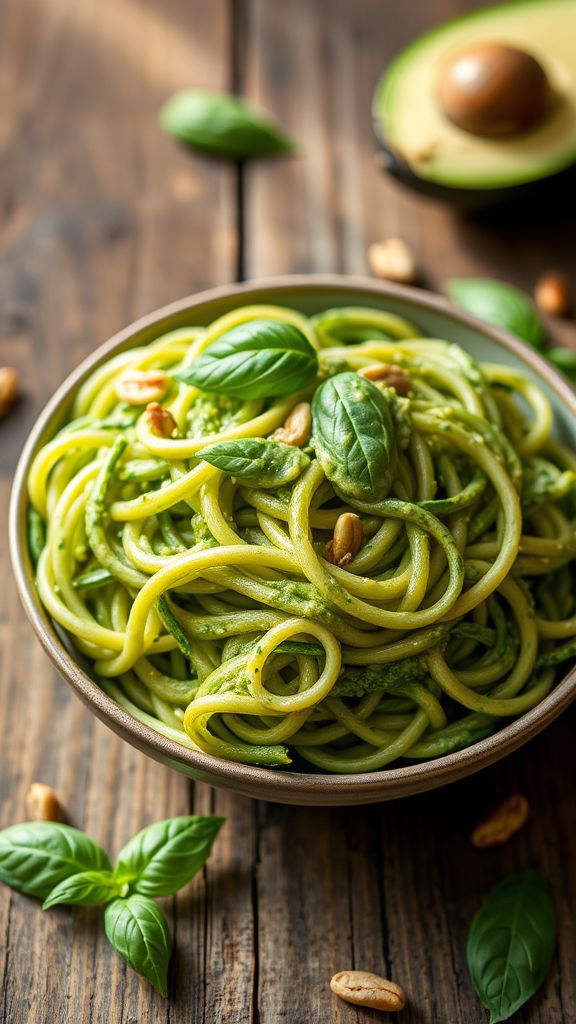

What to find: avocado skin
left=375, top=135, right=576, bottom=212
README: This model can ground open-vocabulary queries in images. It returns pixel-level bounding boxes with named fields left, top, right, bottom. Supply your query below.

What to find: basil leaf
left=445, top=278, right=545, bottom=350
left=177, top=320, right=318, bottom=400
left=0, top=822, right=111, bottom=900
left=312, top=372, right=399, bottom=502
left=114, top=815, right=224, bottom=898
left=197, top=438, right=309, bottom=488
left=43, top=870, right=124, bottom=909
left=467, top=871, right=556, bottom=1023
left=160, top=89, right=295, bottom=160
left=104, top=894, right=171, bottom=997
left=547, top=346, right=576, bottom=383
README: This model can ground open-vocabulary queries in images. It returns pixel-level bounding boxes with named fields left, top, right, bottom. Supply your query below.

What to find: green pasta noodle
left=27, top=304, right=576, bottom=773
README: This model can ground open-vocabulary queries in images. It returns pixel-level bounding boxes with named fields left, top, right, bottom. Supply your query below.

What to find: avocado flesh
left=374, top=0, right=576, bottom=190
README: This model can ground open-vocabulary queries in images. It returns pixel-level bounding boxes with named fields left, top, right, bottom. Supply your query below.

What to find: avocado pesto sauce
left=28, top=303, right=576, bottom=773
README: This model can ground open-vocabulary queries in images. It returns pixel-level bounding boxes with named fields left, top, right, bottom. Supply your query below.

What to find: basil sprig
left=177, top=319, right=318, bottom=400
left=0, top=814, right=224, bottom=996
left=160, top=89, right=295, bottom=160
left=467, top=871, right=556, bottom=1023
left=312, top=371, right=400, bottom=502
left=445, top=278, right=545, bottom=350
left=197, top=438, right=309, bottom=488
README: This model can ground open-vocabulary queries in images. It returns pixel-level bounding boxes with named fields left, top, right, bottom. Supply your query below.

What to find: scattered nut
left=368, top=238, right=417, bottom=284
left=327, top=512, right=364, bottom=567
left=0, top=366, right=18, bottom=418
left=472, top=793, right=529, bottom=848
left=358, top=363, right=412, bottom=396
left=271, top=402, right=312, bottom=446
left=330, top=971, right=405, bottom=1012
left=25, top=783, right=65, bottom=822
left=116, top=370, right=169, bottom=405
left=534, top=273, right=572, bottom=317
left=144, top=402, right=178, bottom=438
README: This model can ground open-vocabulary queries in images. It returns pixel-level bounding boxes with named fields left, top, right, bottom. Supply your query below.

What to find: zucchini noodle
left=28, top=303, right=576, bottom=773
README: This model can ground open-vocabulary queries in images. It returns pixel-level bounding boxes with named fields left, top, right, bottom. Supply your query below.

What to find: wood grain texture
left=1, top=0, right=575, bottom=1022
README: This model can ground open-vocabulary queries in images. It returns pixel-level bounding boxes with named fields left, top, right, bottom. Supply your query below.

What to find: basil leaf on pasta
left=312, top=371, right=399, bottom=502
left=114, top=816, right=224, bottom=897
left=198, top=438, right=309, bottom=487
left=0, top=822, right=111, bottom=900
left=160, top=89, right=295, bottom=160
left=105, top=894, right=171, bottom=997
left=176, top=320, right=318, bottom=400
left=43, top=870, right=124, bottom=909
left=467, top=871, right=556, bottom=1023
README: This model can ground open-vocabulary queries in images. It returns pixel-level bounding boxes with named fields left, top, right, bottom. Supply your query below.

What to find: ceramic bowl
left=9, top=276, right=576, bottom=805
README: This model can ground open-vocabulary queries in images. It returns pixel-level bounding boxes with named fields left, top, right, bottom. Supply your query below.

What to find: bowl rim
left=9, top=274, right=576, bottom=801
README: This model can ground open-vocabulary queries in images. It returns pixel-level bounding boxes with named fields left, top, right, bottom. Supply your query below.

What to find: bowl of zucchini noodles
left=9, top=276, right=576, bottom=804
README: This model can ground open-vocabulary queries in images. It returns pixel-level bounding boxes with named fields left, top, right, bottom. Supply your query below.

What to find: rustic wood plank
left=0, top=0, right=241, bottom=1020
left=256, top=805, right=355, bottom=1024
left=242, top=2, right=576, bottom=1023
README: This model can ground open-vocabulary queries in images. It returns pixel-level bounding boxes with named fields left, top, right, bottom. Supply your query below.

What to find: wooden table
left=1, top=1, right=575, bottom=1021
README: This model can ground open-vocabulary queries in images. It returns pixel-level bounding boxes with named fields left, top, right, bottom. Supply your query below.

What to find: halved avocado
left=373, top=0, right=576, bottom=204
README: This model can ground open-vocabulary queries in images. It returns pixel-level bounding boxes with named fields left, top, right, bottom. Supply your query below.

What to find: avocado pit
left=437, top=42, right=551, bottom=138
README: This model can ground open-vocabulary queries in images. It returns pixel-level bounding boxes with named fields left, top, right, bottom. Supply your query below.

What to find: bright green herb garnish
left=198, top=438, right=310, bottom=487
left=467, top=870, right=556, bottom=1023
left=312, top=371, right=401, bottom=502
left=176, top=319, right=318, bottom=400
left=0, top=815, right=224, bottom=996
